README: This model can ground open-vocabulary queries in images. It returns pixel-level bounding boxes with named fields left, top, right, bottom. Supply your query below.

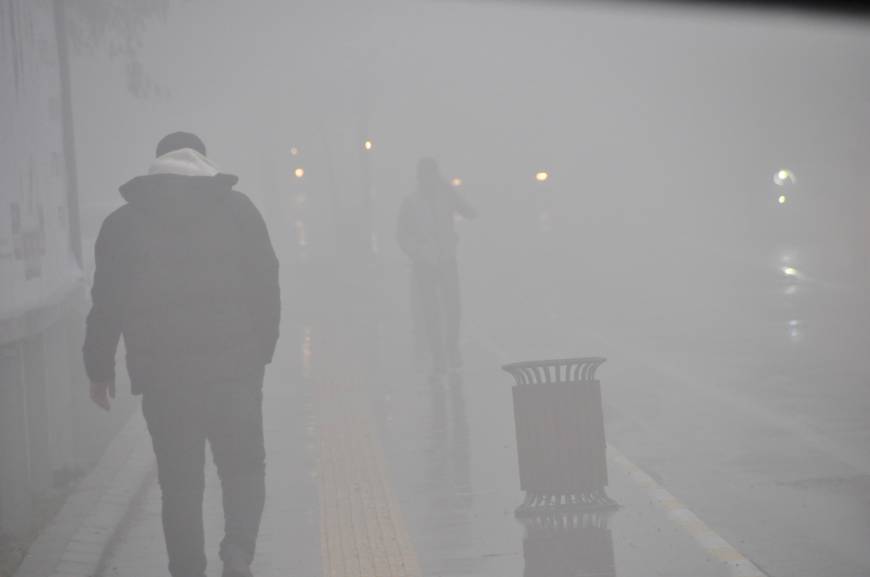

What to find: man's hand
left=90, top=380, right=115, bottom=411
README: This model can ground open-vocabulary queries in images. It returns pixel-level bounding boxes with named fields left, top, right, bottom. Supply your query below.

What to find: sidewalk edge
left=13, top=406, right=155, bottom=577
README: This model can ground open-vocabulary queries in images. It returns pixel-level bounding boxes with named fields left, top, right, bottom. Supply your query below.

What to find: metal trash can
left=503, top=357, right=617, bottom=517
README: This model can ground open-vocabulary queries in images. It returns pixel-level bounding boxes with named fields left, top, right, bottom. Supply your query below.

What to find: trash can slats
left=504, top=357, right=617, bottom=516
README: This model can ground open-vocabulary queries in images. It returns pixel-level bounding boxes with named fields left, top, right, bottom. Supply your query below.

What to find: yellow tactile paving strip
left=317, top=378, right=423, bottom=577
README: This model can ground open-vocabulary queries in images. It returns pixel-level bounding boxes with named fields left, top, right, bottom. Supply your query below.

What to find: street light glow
left=364, top=140, right=373, bottom=151
left=290, top=147, right=299, bottom=156
left=451, top=178, right=463, bottom=187
left=774, top=169, right=795, bottom=186
left=778, top=195, right=787, bottom=205
left=783, top=266, right=798, bottom=277
left=294, top=167, right=305, bottom=178
left=535, top=171, right=549, bottom=182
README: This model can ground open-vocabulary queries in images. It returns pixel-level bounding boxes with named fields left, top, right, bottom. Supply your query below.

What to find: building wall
left=0, top=0, right=136, bottom=539
left=0, top=0, right=80, bottom=319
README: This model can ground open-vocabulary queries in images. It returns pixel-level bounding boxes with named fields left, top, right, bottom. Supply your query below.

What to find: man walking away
left=397, top=157, right=477, bottom=379
left=83, top=132, right=280, bottom=577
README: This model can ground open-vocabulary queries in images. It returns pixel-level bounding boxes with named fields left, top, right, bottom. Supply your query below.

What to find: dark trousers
left=142, top=369, right=266, bottom=577
left=413, top=258, right=462, bottom=370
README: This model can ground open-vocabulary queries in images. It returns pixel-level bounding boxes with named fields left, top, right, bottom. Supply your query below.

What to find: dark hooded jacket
left=83, top=172, right=280, bottom=394
left=397, top=181, right=477, bottom=264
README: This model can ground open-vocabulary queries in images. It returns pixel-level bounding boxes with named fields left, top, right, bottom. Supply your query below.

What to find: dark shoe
left=222, top=546, right=253, bottom=577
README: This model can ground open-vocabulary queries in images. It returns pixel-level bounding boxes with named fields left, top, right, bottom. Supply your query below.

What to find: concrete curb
left=14, top=407, right=155, bottom=577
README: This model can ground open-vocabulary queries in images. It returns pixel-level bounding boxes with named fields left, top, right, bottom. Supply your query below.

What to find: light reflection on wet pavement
left=373, top=344, right=728, bottom=576
left=101, top=303, right=870, bottom=576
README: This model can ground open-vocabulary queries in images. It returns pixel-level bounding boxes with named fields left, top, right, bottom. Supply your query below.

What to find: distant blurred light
left=778, top=195, right=788, bottom=205
left=295, top=220, right=308, bottom=246
left=294, top=167, right=305, bottom=178
left=788, top=321, right=803, bottom=341
left=364, top=140, right=373, bottom=151
left=535, top=171, right=549, bottom=182
left=774, top=169, right=795, bottom=186
left=302, top=325, right=312, bottom=377
left=290, top=147, right=299, bottom=156
left=782, top=266, right=798, bottom=277
left=451, top=177, right=463, bottom=187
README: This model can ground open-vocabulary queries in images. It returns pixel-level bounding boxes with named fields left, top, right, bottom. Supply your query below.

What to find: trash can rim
left=501, top=356, right=606, bottom=371
left=501, top=357, right=606, bottom=385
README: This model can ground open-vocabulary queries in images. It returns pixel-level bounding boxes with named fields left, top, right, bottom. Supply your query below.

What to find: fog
left=3, top=1, right=870, bottom=576
left=71, top=0, right=870, bottom=357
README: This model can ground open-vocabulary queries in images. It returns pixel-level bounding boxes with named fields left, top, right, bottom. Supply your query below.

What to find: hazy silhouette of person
left=397, top=157, right=477, bottom=378
left=83, top=132, right=280, bottom=577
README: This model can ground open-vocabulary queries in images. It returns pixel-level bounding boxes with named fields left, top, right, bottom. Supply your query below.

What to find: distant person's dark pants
left=410, top=271, right=428, bottom=362
left=413, top=258, right=462, bottom=370
left=142, top=369, right=266, bottom=577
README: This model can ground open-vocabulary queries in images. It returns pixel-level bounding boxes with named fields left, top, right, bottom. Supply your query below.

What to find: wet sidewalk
left=99, top=379, right=321, bottom=577
left=373, top=345, right=747, bottom=577
left=95, top=324, right=759, bottom=577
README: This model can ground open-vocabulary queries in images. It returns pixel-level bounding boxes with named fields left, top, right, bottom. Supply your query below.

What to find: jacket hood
left=119, top=152, right=239, bottom=221
left=148, top=148, right=220, bottom=177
